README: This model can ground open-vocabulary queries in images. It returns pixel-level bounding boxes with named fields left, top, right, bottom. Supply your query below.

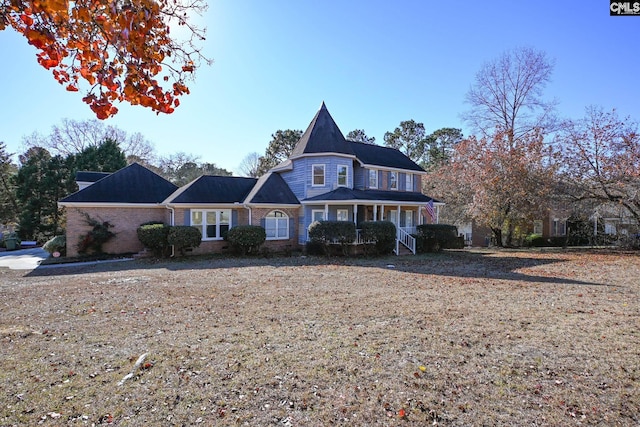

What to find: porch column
left=353, top=204, right=358, bottom=225
left=381, top=205, right=385, bottom=220
left=373, top=204, right=377, bottom=221
left=324, top=204, right=329, bottom=220
left=397, top=205, right=401, bottom=231
left=436, top=205, right=440, bottom=224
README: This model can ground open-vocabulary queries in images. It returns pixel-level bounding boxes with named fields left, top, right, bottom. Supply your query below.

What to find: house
left=59, top=103, right=442, bottom=256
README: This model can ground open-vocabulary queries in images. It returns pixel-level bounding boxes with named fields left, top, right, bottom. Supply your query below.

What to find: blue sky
left=1, top=1, right=638, bottom=174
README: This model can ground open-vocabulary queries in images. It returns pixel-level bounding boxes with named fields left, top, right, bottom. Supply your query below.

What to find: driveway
left=0, top=247, right=49, bottom=270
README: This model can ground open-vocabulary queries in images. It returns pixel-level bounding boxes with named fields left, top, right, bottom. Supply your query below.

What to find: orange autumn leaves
left=1, top=0, right=205, bottom=119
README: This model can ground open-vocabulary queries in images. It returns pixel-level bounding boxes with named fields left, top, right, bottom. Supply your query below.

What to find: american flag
left=424, top=199, right=435, bottom=221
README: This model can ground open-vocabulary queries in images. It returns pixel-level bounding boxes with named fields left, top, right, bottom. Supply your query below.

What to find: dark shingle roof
left=76, top=171, right=111, bottom=182
left=166, top=176, right=257, bottom=204
left=303, top=187, right=438, bottom=203
left=60, top=163, right=178, bottom=204
left=290, top=102, right=355, bottom=157
left=350, top=141, right=425, bottom=172
left=247, top=173, right=300, bottom=205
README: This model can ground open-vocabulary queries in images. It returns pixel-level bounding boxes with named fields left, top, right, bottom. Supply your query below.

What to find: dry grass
left=0, top=249, right=638, bottom=426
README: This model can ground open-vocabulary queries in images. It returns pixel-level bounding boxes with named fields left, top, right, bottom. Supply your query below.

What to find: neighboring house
left=59, top=103, right=441, bottom=256
left=594, top=203, right=639, bottom=236
left=75, top=171, right=111, bottom=191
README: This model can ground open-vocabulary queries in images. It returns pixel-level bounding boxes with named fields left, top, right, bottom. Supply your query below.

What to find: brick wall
left=171, top=207, right=301, bottom=255
left=251, top=207, right=301, bottom=252
left=66, top=207, right=169, bottom=257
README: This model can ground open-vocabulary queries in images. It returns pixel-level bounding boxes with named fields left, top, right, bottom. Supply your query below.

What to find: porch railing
left=308, top=227, right=416, bottom=255
left=396, top=226, right=416, bottom=255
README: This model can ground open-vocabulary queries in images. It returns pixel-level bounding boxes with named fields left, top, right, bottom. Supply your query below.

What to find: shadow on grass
left=22, top=248, right=618, bottom=288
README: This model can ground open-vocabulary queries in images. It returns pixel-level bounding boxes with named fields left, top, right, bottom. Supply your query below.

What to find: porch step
left=396, top=245, right=414, bottom=256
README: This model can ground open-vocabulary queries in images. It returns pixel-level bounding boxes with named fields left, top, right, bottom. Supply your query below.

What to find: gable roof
left=76, top=171, right=111, bottom=183
left=165, top=175, right=257, bottom=204
left=350, top=141, right=425, bottom=172
left=303, top=187, right=439, bottom=204
left=290, top=102, right=355, bottom=158
left=245, top=172, right=300, bottom=205
left=60, top=163, right=178, bottom=204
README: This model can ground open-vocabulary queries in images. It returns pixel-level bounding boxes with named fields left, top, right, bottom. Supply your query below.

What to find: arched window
left=264, top=210, right=289, bottom=240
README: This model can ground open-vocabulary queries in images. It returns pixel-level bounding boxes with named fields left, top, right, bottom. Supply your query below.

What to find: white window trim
left=312, top=164, right=325, bottom=187
left=265, top=210, right=289, bottom=240
left=337, top=165, right=348, bottom=187
left=336, top=209, right=349, bottom=222
left=312, top=209, right=325, bottom=222
left=369, top=169, right=378, bottom=189
left=389, top=171, right=398, bottom=190
left=533, top=220, right=543, bottom=235
left=405, top=173, right=413, bottom=192
left=191, top=209, right=231, bottom=241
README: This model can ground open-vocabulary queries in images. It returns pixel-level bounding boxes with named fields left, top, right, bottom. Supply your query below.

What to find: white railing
left=396, top=227, right=416, bottom=255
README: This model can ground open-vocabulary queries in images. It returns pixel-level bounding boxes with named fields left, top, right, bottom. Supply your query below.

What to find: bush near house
left=137, top=222, right=170, bottom=257
left=307, top=221, right=357, bottom=256
left=43, top=235, right=66, bottom=256
left=415, top=224, right=463, bottom=252
left=360, top=221, right=396, bottom=256
left=167, top=226, right=202, bottom=256
left=226, top=225, right=266, bottom=255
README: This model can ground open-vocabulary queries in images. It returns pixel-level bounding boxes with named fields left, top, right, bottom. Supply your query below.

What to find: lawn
left=0, top=249, right=638, bottom=426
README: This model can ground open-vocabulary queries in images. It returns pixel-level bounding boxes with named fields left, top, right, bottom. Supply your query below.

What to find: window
left=312, top=210, right=325, bottom=222
left=369, top=169, right=378, bottom=189
left=533, top=220, right=543, bottom=235
left=405, top=210, right=413, bottom=228
left=552, top=219, right=566, bottom=236
left=337, top=165, right=348, bottom=187
left=312, top=164, right=325, bottom=186
left=337, top=209, right=349, bottom=222
left=405, top=173, right=413, bottom=191
left=389, top=171, right=397, bottom=190
left=265, top=210, right=288, bottom=240
left=191, top=210, right=231, bottom=240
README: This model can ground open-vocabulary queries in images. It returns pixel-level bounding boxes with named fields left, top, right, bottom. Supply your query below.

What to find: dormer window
left=369, top=169, right=378, bottom=189
left=389, top=171, right=398, bottom=190
left=337, top=165, right=348, bottom=187
left=312, top=164, right=325, bottom=186
left=405, top=173, right=413, bottom=192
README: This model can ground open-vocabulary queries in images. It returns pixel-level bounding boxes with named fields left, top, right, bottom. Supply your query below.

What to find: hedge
left=360, top=221, right=396, bottom=255
left=415, top=224, right=463, bottom=252
left=226, top=225, right=266, bottom=255
left=167, top=226, right=202, bottom=256
left=307, top=221, right=357, bottom=255
left=137, top=222, right=170, bottom=256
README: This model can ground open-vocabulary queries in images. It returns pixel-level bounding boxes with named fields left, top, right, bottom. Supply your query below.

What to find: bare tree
left=22, top=118, right=155, bottom=162
left=238, top=152, right=261, bottom=177
left=463, top=47, right=557, bottom=145
left=559, top=106, right=640, bottom=223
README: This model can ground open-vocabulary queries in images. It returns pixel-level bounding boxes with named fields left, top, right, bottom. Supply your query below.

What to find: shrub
left=416, top=224, right=463, bottom=252
left=308, top=221, right=356, bottom=256
left=43, top=235, right=66, bottom=256
left=226, top=225, right=266, bottom=255
left=360, top=221, right=396, bottom=255
left=137, top=223, right=170, bottom=257
left=524, top=233, right=545, bottom=247
left=167, top=226, right=202, bottom=256
left=77, top=213, right=115, bottom=254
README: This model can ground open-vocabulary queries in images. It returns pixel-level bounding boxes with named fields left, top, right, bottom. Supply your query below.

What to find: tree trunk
left=491, top=227, right=503, bottom=247
left=505, top=221, right=516, bottom=247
